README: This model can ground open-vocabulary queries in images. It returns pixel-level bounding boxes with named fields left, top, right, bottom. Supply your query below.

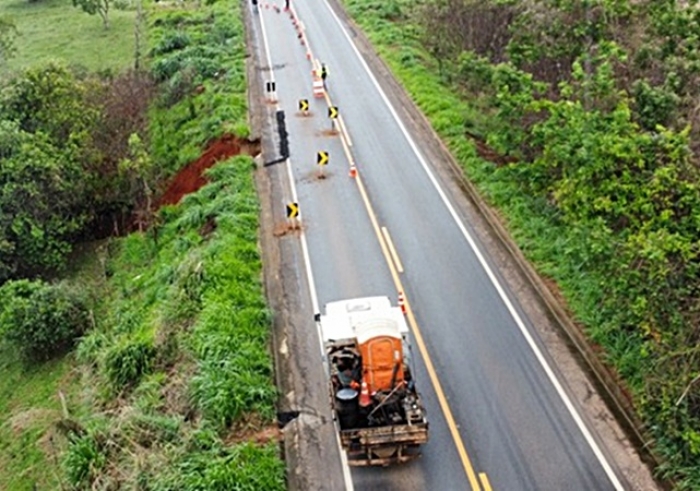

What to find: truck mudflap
left=340, top=423, right=429, bottom=466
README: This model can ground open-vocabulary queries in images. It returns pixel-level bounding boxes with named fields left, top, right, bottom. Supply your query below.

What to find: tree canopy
left=72, top=0, right=111, bottom=29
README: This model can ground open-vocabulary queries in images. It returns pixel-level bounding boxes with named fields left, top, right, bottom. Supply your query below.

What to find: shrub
left=153, top=441, right=285, bottom=491
left=103, top=336, right=157, bottom=390
left=63, top=430, right=107, bottom=489
left=151, top=32, right=191, bottom=56
left=0, top=279, right=89, bottom=363
left=632, top=78, right=679, bottom=131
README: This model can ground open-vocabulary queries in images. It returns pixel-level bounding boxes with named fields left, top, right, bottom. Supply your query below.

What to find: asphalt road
left=250, top=1, right=627, bottom=489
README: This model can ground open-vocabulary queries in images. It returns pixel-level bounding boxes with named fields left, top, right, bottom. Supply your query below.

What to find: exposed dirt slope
left=157, top=134, right=243, bottom=207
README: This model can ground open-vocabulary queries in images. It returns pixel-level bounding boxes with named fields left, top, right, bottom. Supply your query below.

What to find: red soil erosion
left=157, top=134, right=242, bottom=207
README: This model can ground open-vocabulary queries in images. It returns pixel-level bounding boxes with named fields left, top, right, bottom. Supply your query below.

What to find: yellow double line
left=322, top=89, right=493, bottom=491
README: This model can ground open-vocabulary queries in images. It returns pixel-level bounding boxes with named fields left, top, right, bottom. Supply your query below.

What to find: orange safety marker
left=359, top=380, right=371, bottom=407
left=398, top=291, right=406, bottom=314
left=349, top=166, right=357, bottom=178
left=313, top=77, right=324, bottom=98
left=306, top=51, right=312, bottom=60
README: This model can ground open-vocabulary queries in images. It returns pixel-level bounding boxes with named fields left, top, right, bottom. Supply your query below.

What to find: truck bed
left=339, top=422, right=429, bottom=466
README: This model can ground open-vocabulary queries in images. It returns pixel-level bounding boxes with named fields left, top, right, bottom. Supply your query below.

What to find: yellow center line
left=318, top=56, right=482, bottom=491
left=381, top=226, right=404, bottom=273
left=354, top=172, right=481, bottom=491
left=337, top=115, right=353, bottom=147
left=479, top=473, right=493, bottom=491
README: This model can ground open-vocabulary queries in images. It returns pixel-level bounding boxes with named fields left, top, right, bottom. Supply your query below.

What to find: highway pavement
left=248, top=1, right=628, bottom=489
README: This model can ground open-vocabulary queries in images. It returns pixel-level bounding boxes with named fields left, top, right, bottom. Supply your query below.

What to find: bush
left=103, top=336, right=157, bottom=390
left=63, top=430, right=107, bottom=489
left=153, top=441, right=285, bottom=491
left=0, top=279, right=89, bottom=363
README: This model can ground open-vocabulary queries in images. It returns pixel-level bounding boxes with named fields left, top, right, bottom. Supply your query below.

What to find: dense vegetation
left=0, top=280, right=89, bottom=364
left=0, top=0, right=284, bottom=488
left=342, top=0, right=700, bottom=486
left=66, top=159, right=283, bottom=489
left=0, top=61, right=156, bottom=282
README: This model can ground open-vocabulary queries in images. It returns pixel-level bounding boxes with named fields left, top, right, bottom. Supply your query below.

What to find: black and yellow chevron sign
left=317, top=151, right=329, bottom=166
left=328, top=106, right=339, bottom=119
left=299, top=99, right=309, bottom=112
left=286, top=202, right=299, bottom=218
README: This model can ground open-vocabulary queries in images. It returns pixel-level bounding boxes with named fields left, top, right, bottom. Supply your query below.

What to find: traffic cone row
left=293, top=13, right=307, bottom=48
left=288, top=6, right=315, bottom=71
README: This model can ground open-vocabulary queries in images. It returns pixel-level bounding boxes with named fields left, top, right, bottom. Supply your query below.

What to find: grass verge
left=1, top=0, right=136, bottom=73
left=0, top=0, right=285, bottom=487
left=70, top=158, right=284, bottom=489
left=0, top=349, right=74, bottom=490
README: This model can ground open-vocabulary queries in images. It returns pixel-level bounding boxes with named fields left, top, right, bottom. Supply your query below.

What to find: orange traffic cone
left=359, top=380, right=371, bottom=407
left=398, top=291, right=406, bottom=314
left=349, top=166, right=357, bottom=178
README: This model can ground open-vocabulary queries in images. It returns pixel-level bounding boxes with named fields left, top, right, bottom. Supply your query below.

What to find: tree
left=119, top=133, right=157, bottom=231
left=0, top=121, right=88, bottom=280
left=1, top=62, right=102, bottom=150
left=72, top=0, right=110, bottom=29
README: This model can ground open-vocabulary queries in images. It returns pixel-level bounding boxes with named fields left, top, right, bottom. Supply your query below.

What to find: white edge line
left=321, top=2, right=624, bottom=490
left=286, top=159, right=355, bottom=491
left=258, top=8, right=355, bottom=490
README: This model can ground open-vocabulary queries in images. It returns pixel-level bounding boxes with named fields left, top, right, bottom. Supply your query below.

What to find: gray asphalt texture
left=250, top=1, right=623, bottom=489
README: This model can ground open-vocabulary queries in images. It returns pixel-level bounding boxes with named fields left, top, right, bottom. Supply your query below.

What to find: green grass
left=0, top=0, right=135, bottom=73
left=0, top=0, right=135, bottom=482
left=70, top=159, right=284, bottom=489
left=0, top=0, right=282, bottom=485
left=0, top=347, right=73, bottom=490
left=0, top=241, right=108, bottom=490
left=57, top=0, right=281, bottom=485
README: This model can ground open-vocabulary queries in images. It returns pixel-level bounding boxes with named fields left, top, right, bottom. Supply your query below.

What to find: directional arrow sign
left=299, top=99, right=309, bottom=112
left=317, top=151, right=329, bottom=166
left=286, top=202, right=299, bottom=218
left=328, top=106, right=339, bottom=119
